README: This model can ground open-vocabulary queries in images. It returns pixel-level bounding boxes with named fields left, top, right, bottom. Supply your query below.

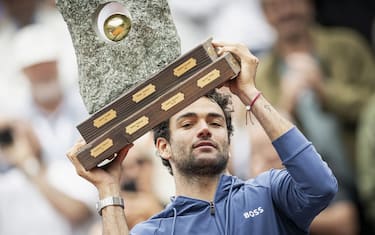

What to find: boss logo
left=243, top=207, right=264, bottom=219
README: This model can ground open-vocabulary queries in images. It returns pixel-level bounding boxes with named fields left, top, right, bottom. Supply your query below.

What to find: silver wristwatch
left=96, top=196, right=124, bottom=216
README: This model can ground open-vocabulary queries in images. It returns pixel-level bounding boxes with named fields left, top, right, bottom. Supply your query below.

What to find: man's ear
left=156, top=137, right=171, bottom=160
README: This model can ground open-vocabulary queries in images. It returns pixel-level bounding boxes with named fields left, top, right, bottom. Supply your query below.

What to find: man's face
left=23, top=61, right=62, bottom=105
left=160, top=97, right=230, bottom=177
left=262, top=0, right=314, bottom=40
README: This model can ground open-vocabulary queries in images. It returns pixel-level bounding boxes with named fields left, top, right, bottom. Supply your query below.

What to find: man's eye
left=181, top=123, right=192, bottom=128
left=210, top=122, right=222, bottom=127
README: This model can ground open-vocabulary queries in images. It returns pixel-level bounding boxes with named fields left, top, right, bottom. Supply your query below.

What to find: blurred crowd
left=0, top=0, right=374, bottom=234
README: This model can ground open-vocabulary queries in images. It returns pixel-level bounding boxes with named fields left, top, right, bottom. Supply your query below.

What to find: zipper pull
left=209, top=201, right=215, bottom=215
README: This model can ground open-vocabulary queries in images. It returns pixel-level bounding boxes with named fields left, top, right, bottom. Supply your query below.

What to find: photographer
left=0, top=117, right=95, bottom=235
left=0, top=117, right=41, bottom=176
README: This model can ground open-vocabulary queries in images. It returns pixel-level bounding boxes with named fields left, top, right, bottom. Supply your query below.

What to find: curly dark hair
left=152, top=89, right=234, bottom=175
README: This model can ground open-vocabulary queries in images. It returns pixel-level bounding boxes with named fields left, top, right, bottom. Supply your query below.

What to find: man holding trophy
left=58, top=0, right=337, bottom=234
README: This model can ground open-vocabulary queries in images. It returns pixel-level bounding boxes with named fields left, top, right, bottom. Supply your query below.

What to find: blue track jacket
left=130, top=127, right=338, bottom=235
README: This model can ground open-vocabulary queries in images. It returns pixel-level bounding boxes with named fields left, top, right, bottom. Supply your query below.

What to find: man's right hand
left=66, top=141, right=133, bottom=198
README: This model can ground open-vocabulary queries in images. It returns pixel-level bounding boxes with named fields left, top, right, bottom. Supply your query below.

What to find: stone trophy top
left=56, top=0, right=181, bottom=114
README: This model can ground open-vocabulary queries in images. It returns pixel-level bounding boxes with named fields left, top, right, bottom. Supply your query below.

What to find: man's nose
left=197, top=121, right=212, bottom=138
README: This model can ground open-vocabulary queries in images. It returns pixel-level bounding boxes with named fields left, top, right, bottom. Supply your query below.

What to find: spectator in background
left=257, top=0, right=375, bottom=158
left=12, top=23, right=87, bottom=165
left=356, top=95, right=375, bottom=235
left=0, top=22, right=97, bottom=235
left=0, top=0, right=78, bottom=114
left=256, top=0, right=375, bottom=233
left=120, top=135, right=164, bottom=229
left=0, top=117, right=96, bottom=235
left=0, top=0, right=41, bottom=113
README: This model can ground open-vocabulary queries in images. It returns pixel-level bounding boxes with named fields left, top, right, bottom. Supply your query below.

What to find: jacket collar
left=153, top=174, right=244, bottom=219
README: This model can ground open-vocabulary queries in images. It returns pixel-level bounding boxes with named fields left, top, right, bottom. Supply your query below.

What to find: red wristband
left=246, top=92, right=262, bottom=111
left=245, top=92, right=262, bottom=125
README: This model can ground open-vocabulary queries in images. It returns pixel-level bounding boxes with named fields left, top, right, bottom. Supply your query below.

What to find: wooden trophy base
left=76, top=41, right=240, bottom=170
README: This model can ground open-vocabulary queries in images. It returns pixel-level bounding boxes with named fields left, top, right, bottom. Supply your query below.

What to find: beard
left=169, top=139, right=229, bottom=177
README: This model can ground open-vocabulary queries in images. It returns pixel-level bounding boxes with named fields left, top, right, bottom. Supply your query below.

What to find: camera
left=0, top=128, right=14, bottom=146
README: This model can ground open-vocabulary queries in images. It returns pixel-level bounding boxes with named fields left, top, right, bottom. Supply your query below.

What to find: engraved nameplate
left=93, top=109, right=117, bottom=128
left=125, top=116, right=149, bottom=135
left=90, top=138, right=113, bottom=158
left=161, top=92, right=185, bottom=111
left=132, top=84, right=156, bottom=103
left=173, top=58, right=197, bottom=77
left=197, top=69, right=221, bottom=88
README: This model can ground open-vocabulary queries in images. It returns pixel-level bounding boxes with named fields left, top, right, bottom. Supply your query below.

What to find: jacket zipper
left=209, top=201, right=215, bottom=215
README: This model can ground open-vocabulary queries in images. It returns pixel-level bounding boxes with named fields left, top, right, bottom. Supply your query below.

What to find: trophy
left=57, top=1, right=241, bottom=170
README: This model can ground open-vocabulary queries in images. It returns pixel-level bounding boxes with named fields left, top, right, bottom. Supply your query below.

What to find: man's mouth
left=193, top=141, right=217, bottom=149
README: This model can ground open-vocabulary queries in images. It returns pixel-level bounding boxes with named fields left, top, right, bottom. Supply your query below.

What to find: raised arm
left=213, top=42, right=293, bottom=140
left=214, top=42, right=337, bottom=230
left=67, top=141, right=133, bottom=235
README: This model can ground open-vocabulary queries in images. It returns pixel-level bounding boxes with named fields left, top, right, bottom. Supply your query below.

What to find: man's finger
left=66, top=139, right=87, bottom=171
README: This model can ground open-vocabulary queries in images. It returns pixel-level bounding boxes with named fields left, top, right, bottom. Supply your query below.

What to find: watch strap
left=96, top=196, right=124, bottom=216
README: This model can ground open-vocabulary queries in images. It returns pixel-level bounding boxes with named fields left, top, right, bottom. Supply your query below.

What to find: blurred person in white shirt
left=12, top=23, right=87, bottom=165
